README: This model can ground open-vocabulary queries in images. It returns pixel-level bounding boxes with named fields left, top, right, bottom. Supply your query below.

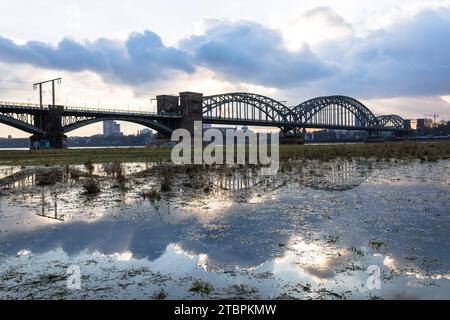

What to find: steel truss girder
left=62, top=115, right=174, bottom=136
left=202, top=94, right=407, bottom=131
left=0, top=110, right=43, bottom=134
left=292, top=96, right=380, bottom=127
left=203, top=92, right=295, bottom=123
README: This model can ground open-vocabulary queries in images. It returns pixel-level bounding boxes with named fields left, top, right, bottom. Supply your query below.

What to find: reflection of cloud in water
left=3, top=242, right=449, bottom=299
left=1, top=160, right=450, bottom=299
left=274, top=236, right=350, bottom=283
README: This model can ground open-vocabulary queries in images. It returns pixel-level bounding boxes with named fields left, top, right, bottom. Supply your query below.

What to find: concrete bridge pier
left=30, top=106, right=67, bottom=150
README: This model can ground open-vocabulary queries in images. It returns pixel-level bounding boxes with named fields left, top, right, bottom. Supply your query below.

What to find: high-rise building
left=103, top=120, right=121, bottom=137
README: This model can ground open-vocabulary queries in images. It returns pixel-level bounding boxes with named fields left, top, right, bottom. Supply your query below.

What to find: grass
left=278, top=141, right=450, bottom=162
left=152, top=288, right=168, bottom=300
left=0, top=141, right=448, bottom=166
left=189, top=279, right=214, bottom=296
left=369, top=239, right=385, bottom=250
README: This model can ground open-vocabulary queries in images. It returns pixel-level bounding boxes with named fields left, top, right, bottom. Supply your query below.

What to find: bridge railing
left=0, top=101, right=43, bottom=109
left=63, top=106, right=183, bottom=117
left=0, top=101, right=183, bottom=117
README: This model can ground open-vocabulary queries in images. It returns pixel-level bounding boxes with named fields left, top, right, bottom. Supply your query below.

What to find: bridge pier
left=156, top=92, right=203, bottom=141
left=279, top=127, right=305, bottom=144
left=30, top=106, right=67, bottom=150
left=365, top=130, right=385, bottom=143
left=179, top=92, right=203, bottom=136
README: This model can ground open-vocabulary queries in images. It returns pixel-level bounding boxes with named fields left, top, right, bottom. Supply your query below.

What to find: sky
left=0, top=0, right=449, bottom=137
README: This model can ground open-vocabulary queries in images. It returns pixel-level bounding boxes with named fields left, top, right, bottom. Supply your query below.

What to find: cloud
left=0, top=31, right=195, bottom=85
left=300, top=6, right=353, bottom=34
left=315, top=7, right=450, bottom=98
left=180, top=19, right=336, bottom=88
left=0, top=5, right=449, bottom=100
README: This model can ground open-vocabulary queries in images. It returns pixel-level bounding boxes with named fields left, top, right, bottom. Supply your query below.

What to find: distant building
left=416, top=118, right=433, bottom=133
left=103, top=120, right=121, bottom=137
left=7, top=135, right=12, bottom=140
left=139, top=128, right=152, bottom=135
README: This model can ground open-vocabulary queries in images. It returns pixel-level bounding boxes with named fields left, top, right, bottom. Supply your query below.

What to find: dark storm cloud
left=0, top=31, right=195, bottom=84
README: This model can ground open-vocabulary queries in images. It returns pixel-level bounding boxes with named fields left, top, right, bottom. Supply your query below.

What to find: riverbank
left=0, top=140, right=449, bottom=165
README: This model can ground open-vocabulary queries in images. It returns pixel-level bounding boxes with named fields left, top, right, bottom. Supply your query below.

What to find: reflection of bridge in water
left=0, top=167, right=88, bottom=221
left=300, top=161, right=372, bottom=191
left=0, top=92, right=411, bottom=149
left=0, top=161, right=373, bottom=195
left=209, top=161, right=373, bottom=192
left=0, top=161, right=373, bottom=223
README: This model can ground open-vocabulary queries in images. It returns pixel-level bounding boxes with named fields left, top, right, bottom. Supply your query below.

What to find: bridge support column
left=31, top=106, right=67, bottom=150
left=179, top=92, right=203, bottom=137
left=154, top=92, right=203, bottom=143
left=365, top=130, right=385, bottom=143
left=279, top=127, right=305, bottom=144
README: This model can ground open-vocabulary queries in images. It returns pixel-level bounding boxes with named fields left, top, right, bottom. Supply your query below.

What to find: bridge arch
left=202, top=92, right=295, bottom=124
left=0, top=114, right=43, bottom=134
left=292, top=96, right=379, bottom=128
left=63, top=116, right=174, bottom=136
left=376, top=115, right=405, bottom=129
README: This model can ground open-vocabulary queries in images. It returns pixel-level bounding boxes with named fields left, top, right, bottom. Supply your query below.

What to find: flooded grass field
left=0, top=159, right=449, bottom=299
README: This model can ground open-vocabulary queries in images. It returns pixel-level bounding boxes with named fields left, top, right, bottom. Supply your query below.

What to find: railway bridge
left=0, top=92, right=411, bottom=149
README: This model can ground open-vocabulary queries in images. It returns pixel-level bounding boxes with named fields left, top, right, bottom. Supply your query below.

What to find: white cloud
left=282, top=6, right=353, bottom=50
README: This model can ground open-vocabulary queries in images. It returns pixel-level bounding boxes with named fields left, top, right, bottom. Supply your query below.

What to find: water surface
left=0, top=159, right=449, bottom=299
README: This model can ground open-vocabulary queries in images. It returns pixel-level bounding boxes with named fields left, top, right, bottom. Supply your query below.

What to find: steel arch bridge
left=202, top=93, right=409, bottom=132
left=0, top=91, right=411, bottom=149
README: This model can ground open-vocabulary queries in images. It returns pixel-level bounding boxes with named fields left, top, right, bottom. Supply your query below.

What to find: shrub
left=116, top=165, right=126, bottom=188
left=142, top=188, right=161, bottom=201
left=189, top=280, right=214, bottom=296
left=160, top=167, right=174, bottom=192
left=84, top=160, right=94, bottom=175
left=152, top=288, right=168, bottom=300
left=83, top=178, right=100, bottom=194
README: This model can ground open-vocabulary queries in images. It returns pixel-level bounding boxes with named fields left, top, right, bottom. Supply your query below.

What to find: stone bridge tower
left=30, top=106, right=67, bottom=149
left=156, top=91, right=203, bottom=141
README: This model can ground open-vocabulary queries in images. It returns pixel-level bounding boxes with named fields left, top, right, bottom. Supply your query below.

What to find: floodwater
left=0, top=159, right=449, bottom=300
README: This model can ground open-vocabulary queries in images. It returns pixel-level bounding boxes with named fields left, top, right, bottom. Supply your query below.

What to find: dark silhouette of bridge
left=0, top=91, right=411, bottom=149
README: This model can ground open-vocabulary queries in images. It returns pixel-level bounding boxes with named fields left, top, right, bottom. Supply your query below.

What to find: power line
left=0, top=87, right=33, bottom=91
left=0, top=79, right=33, bottom=84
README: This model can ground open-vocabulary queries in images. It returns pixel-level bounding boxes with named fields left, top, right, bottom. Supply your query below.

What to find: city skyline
left=0, top=0, right=449, bottom=137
